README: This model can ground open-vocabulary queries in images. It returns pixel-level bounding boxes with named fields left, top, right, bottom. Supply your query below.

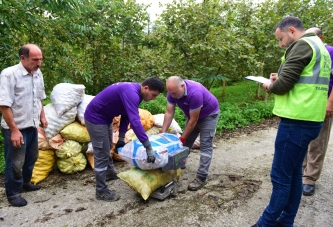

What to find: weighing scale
left=149, top=146, right=189, bottom=200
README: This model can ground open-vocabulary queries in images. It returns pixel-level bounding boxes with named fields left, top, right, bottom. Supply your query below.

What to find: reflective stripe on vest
left=273, top=35, right=329, bottom=122
left=298, top=37, right=329, bottom=85
left=278, top=37, right=329, bottom=85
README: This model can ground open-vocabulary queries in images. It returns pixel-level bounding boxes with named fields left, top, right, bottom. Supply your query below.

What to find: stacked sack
left=32, top=82, right=185, bottom=184
left=32, top=83, right=87, bottom=184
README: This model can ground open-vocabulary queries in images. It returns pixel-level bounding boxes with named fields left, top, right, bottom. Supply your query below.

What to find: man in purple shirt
left=161, top=76, right=220, bottom=191
left=84, top=77, right=164, bottom=202
left=302, top=27, right=333, bottom=196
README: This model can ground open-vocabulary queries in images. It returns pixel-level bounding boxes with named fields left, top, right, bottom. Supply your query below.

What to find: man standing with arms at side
left=84, top=77, right=164, bottom=202
left=160, top=76, right=220, bottom=191
left=0, top=44, right=48, bottom=207
left=302, top=27, right=333, bottom=196
left=252, top=17, right=331, bottom=227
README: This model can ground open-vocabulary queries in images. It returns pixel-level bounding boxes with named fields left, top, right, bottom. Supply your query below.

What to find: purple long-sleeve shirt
left=84, top=82, right=148, bottom=143
left=325, top=45, right=333, bottom=95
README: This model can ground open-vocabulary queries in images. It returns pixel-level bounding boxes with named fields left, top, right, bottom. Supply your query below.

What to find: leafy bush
left=139, top=94, right=167, bottom=115
left=139, top=93, right=187, bottom=130
left=139, top=87, right=274, bottom=135
left=216, top=100, right=274, bottom=134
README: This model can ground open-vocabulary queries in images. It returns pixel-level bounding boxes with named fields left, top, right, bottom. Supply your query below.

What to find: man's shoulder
left=325, top=45, right=333, bottom=53
left=1, top=63, right=21, bottom=75
left=185, top=80, right=205, bottom=91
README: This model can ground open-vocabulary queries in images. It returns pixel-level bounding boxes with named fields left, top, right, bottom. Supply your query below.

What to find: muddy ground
left=1, top=117, right=333, bottom=227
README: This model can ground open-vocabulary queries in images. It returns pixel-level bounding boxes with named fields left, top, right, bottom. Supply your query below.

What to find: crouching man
left=161, top=76, right=220, bottom=191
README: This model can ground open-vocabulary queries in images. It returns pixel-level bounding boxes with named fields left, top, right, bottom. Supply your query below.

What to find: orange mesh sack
left=48, top=134, right=64, bottom=150
left=138, top=109, right=154, bottom=131
left=38, top=127, right=53, bottom=150
left=86, top=152, right=94, bottom=170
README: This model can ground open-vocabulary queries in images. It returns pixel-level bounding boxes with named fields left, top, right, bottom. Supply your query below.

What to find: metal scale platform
left=149, top=146, right=189, bottom=200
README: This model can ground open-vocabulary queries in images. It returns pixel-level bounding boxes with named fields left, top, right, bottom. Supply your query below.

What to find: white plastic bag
left=153, top=114, right=183, bottom=133
left=50, top=83, right=85, bottom=117
left=118, top=133, right=183, bottom=170
left=44, top=104, right=77, bottom=139
left=86, top=142, right=94, bottom=153
left=77, top=94, right=95, bottom=125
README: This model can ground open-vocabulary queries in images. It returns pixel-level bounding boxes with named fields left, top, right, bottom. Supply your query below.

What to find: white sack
left=118, top=133, right=183, bottom=170
left=44, top=103, right=77, bottom=139
left=153, top=114, right=183, bottom=134
left=77, top=94, right=95, bottom=125
left=86, top=142, right=94, bottom=153
left=50, top=83, right=85, bottom=117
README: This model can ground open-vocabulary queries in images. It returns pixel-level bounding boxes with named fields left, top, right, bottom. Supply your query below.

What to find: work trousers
left=85, top=119, right=115, bottom=192
left=184, top=111, right=220, bottom=179
left=302, top=117, right=332, bottom=185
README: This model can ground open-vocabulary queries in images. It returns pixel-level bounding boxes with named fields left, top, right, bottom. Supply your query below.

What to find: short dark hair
left=275, top=16, right=304, bottom=32
left=19, top=46, right=30, bottom=58
left=18, top=44, right=41, bottom=58
left=141, top=76, right=165, bottom=93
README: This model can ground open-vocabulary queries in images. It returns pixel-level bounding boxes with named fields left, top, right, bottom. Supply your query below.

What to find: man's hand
left=115, top=141, right=125, bottom=154
left=325, top=98, right=333, bottom=120
left=263, top=80, right=272, bottom=93
left=11, top=130, right=24, bottom=148
left=179, top=136, right=186, bottom=145
left=40, top=117, right=48, bottom=128
left=270, top=73, right=278, bottom=82
left=146, top=145, right=156, bottom=163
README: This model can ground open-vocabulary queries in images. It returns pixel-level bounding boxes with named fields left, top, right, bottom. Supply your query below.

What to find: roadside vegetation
left=0, top=0, right=329, bottom=173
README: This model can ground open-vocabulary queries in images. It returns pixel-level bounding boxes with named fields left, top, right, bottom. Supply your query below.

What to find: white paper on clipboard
left=245, top=76, right=270, bottom=84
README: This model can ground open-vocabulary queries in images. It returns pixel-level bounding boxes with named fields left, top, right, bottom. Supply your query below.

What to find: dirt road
left=1, top=120, right=333, bottom=227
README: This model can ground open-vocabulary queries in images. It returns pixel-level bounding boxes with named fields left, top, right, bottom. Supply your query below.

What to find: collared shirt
left=167, top=80, right=219, bottom=121
left=0, top=62, right=46, bottom=129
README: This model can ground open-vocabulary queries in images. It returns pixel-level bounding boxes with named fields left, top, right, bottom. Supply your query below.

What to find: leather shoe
left=23, top=183, right=41, bottom=192
left=303, top=184, right=315, bottom=196
left=275, top=221, right=286, bottom=227
left=7, top=194, right=27, bottom=207
left=105, top=171, right=119, bottom=181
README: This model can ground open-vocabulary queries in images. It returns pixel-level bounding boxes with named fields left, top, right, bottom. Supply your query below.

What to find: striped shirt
left=0, top=62, right=46, bottom=129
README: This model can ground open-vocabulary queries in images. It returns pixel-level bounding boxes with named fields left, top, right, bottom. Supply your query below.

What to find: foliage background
left=1, top=0, right=332, bottom=95
left=0, top=0, right=332, bottom=173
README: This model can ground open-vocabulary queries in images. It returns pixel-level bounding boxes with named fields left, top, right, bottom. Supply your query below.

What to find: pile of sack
left=31, top=83, right=184, bottom=185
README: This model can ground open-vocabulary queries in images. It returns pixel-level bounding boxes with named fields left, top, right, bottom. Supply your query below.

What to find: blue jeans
left=257, top=118, right=323, bottom=227
left=1, top=127, right=39, bottom=197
